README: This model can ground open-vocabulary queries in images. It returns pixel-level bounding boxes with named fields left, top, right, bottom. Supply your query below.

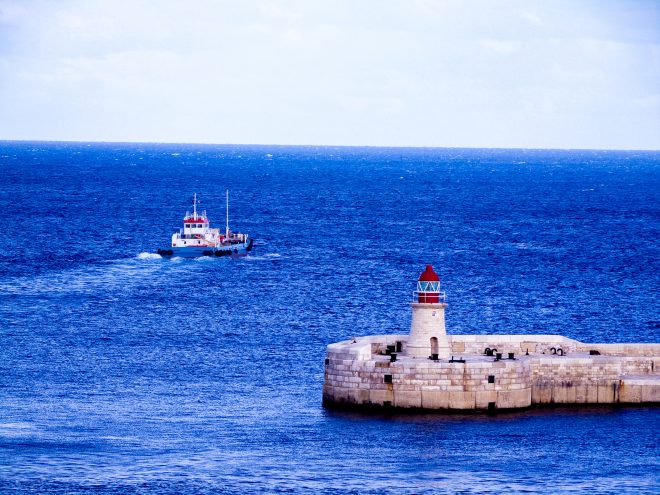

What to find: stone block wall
left=575, top=343, right=660, bottom=357
left=449, top=335, right=580, bottom=356
left=324, top=350, right=532, bottom=411
left=529, top=354, right=660, bottom=405
left=530, top=356, right=622, bottom=404
left=620, top=377, right=660, bottom=403
left=323, top=335, right=660, bottom=412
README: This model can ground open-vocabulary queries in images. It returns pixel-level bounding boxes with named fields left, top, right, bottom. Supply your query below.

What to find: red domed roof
left=418, top=264, right=439, bottom=282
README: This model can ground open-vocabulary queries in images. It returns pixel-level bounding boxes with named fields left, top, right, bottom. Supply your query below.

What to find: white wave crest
left=244, top=253, right=282, bottom=262
left=137, top=252, right=162, bottom=260
left=194, top=256, right=215, bottom=262
left=0, top=422, right=34, bottom=430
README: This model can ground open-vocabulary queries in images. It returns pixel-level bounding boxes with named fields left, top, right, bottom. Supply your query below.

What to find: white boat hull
left=158, top=238, right=253, bottom=258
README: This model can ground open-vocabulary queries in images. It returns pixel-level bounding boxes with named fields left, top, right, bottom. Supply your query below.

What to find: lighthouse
left=406, top=265, right=451, bottom=359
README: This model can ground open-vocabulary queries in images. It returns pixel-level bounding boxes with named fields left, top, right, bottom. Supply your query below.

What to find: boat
left=157, top=191, right=253, bottom=258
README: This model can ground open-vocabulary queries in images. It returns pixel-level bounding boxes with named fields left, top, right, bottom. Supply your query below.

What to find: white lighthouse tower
left=406, top=265, right=451, bottom=359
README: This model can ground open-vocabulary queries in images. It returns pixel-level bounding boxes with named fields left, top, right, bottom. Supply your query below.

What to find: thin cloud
left=0, top=0, right=657, bottom=149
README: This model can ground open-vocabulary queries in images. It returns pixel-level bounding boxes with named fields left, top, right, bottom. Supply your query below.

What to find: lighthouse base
left=406, top=302, right=450, bottom=359
left=405, top=342, right=451, bottom=359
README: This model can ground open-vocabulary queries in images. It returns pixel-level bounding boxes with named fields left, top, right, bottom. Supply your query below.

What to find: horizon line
left=0, top=138, right=658, bottom=153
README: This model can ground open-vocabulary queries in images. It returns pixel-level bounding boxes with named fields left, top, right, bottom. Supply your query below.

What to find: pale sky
left=0, top=0, right=658, bottom=149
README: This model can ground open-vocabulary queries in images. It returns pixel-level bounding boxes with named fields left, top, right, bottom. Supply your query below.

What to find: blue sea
left=0, top=142, right=658, bottom=494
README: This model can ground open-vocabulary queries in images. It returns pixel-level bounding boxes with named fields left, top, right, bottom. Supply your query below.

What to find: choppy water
left=0, top=142, right=658, bottom=494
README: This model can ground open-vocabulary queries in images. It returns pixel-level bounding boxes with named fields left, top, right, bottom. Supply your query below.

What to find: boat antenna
left=225, top=189, right=229, bottom=238
left=193, top=192, right=198, bottom=219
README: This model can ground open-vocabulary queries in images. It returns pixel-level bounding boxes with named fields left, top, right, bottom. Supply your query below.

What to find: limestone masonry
left=323, top=265, right=660, bottom=412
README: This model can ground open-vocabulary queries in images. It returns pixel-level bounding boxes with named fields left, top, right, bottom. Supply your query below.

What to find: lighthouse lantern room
left=414, top=264, right=445, bottom=303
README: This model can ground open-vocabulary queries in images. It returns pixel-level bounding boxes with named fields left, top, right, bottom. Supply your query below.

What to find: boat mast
left=225, top=189, right=229, bottom=238
left=193, top=192, right=198, bottom=219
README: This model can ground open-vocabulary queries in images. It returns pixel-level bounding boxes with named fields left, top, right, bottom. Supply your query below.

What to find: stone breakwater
left=323, top=335, right=660, bottom=412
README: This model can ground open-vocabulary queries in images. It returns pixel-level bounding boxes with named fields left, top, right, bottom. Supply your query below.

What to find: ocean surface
left=0, top=142, right=658, bottom=494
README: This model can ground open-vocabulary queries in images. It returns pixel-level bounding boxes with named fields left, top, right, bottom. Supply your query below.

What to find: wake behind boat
left=157, top=191, right=253, bottom=258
